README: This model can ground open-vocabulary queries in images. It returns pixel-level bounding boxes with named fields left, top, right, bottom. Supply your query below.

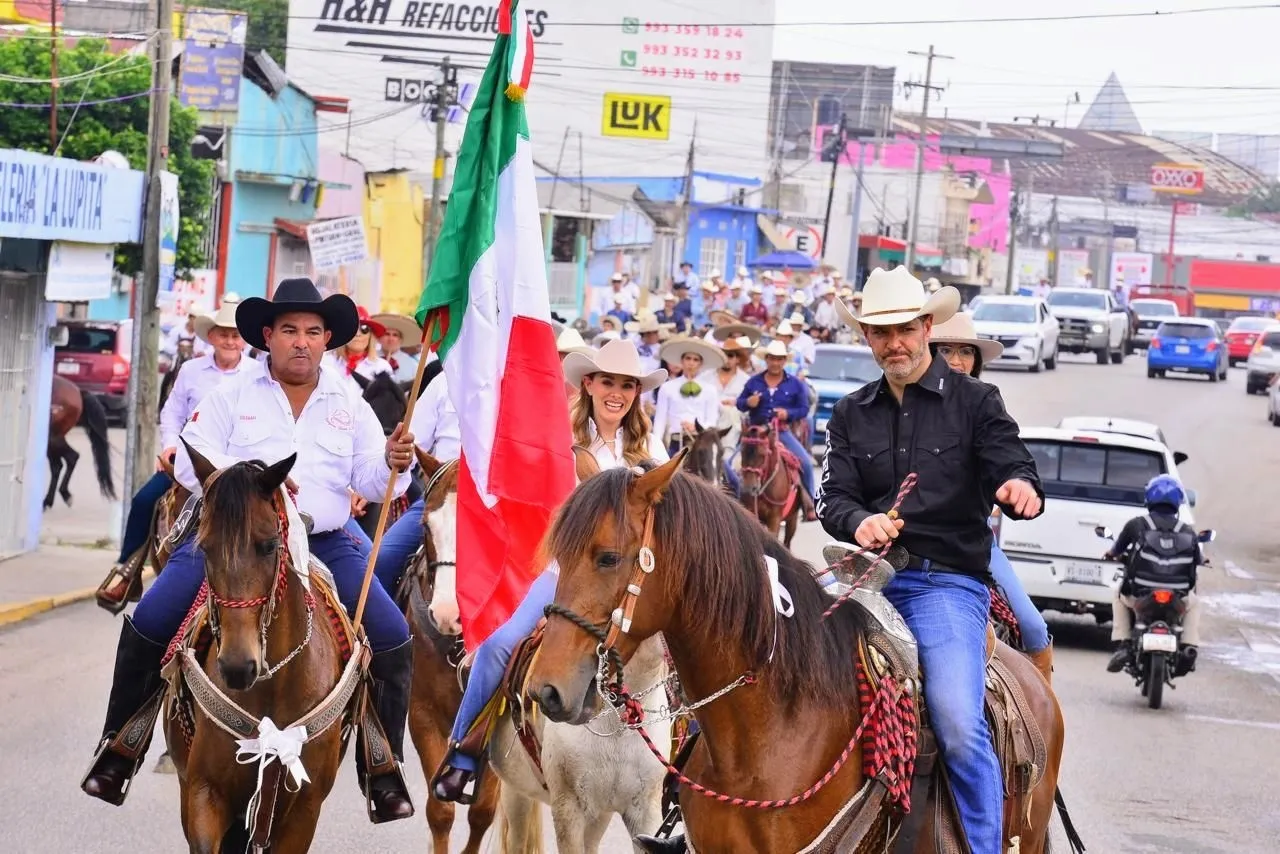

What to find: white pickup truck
left=1045, top=288, right=1132, bottom=365
left=992, top=425, right=1195, bottom=624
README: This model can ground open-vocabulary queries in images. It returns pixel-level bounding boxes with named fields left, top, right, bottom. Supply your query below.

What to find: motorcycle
left=1096, top=524, right=1215, bottom=709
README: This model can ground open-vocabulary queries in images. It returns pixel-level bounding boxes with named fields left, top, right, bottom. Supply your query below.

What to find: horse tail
left=78, top=390, right=117, bottom=500
left=496, top=788, right=545, bottom=854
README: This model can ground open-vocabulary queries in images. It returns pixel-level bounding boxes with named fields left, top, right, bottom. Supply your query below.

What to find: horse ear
left=258, top=453, right=297, bottom=495
left=717, top=425, right=732, bottom=439
left=572, top=445, right=601, bottom=482
left=180, top=438, right=218, bottom=488
left=416, top=447, right=442, bottom=478
left=693, top=419, right=703, bottom=433
left=352, top=372, right=371, bottom=391
left=631, top=448, right=687, bottom=506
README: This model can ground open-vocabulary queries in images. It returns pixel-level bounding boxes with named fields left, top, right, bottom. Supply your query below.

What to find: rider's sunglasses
left=358, top=324, right=371, bottom=334
left=936, top=344, right=977, bottom=359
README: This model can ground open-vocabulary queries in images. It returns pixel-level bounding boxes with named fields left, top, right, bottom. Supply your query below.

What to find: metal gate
left=0, top=271, right=44, bottom=556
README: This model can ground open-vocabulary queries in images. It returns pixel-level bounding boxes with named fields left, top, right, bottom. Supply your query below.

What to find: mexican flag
left=415, top=0, right=575, bottom=649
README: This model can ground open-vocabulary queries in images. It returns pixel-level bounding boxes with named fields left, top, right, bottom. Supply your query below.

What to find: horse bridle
left=739, top=421, right=785, bottom=510
left=417, top=459, right=462, bottom=663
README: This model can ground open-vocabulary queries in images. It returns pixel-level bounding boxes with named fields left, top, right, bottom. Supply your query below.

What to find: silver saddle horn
left=820, top=542, right=909, bottom=594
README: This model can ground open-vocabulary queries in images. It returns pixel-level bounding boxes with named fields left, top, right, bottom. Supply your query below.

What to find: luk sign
left=602, top=93, right=670, bottom=140
left=1150, top=163, right=1205, bottom=196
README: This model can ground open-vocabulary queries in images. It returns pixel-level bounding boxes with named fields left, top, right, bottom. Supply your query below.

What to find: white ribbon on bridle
left=278, top=484, right=311, bottom=590
left=762, top=554, right=795, bottom=664
left=235, top=716, right=311, bottom=835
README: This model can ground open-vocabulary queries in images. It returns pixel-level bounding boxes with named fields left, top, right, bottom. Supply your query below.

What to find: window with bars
left=699, top=238, right=727, bottom=278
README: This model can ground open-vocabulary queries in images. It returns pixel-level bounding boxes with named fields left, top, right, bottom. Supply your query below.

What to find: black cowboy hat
left=235, top=277, right=359, bottom=352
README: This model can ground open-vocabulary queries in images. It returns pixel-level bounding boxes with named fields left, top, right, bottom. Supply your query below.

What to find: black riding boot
left=360, top=639, right=415, bottom=823
left=81, top=617, right=166, bottom=805
left=1106, top=640, right=1133, bottom=673
left=634, top=834, right=689, bottom=853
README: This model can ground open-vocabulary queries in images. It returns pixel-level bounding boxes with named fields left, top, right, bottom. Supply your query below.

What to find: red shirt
left=740, top=301, right=771, bottom=326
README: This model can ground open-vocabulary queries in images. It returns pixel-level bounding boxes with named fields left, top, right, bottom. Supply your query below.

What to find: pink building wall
left=317, top=151, right=365, bottom=219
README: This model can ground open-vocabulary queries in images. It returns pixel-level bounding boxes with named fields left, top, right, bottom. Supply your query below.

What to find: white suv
left=1245, top=324, right=1280, bottom=396
left=991, top=426, right=1194, bottom=624
left=970, top=296, right=1060, bottom=372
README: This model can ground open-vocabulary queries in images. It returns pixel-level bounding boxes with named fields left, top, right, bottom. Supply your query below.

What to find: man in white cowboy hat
left=95, top=299, right=263, bottom=612
left=737, top=338, right=819, bottom=521
left=768, top=285, right=791, bottom=325
left=164, top=306, right=210, bottom=359
left=817, top=265, right=1044, bottom=854
left=725, top=279, right=746, bottom=314
left=653, top=337, right=723, bottom=453
left=624, top=314, right=670, bottom=374
left=594, top=271, right=636, bottom=321
left=556, top=326, right=594, bottom=360
left=606, top=292, right=635, bottom=326
left=740, top=283, right=771, bottom=327
left=770, top=319, right=809, bottom=375
left=654, top=292, right=681, bottom=329
left=782, top=288, right=813, bottom=326
left=371, top=312, right=425, bottom=384
left=812, top=282, right=842, bottom=339
left=785, top=312, right=817, bottom=366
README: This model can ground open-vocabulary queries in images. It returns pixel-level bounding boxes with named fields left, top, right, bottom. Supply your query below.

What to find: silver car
left=1245, top=324, right=1280, bottom=396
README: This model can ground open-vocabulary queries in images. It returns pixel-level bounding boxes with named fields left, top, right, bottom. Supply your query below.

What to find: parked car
left=992, top=426, right=1195, bottom=624
left=1268, top=375, right=1280, bottom=426
left=1224, top=316, right=1275, bottom=366
left=1146, top=318, right=1229, bottom=382
left=1128, top=298, right=1180, bottom=349
left=806, top=343, right=880, bottom=447
left=969, top=296, right=1059, bottom=372
left=54, top=319, right=132, bottom=421
left=1045, top=287, right=1131, bottom=364
left=1245, top=323, right=1280, bottom=395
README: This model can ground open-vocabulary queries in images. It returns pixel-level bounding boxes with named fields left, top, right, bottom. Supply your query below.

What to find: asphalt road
left=7, top=351, right=1280, bottom=853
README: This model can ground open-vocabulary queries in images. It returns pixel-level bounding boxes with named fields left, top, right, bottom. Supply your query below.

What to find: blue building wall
left=684, top=206, right=763, bottom=273
left=87, top=289, right=128, bottom=320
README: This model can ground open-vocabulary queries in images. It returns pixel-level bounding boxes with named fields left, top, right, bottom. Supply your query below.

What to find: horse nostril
left=219, top=658, right=260, bottom=691
left=536, top=684, right=564, bottom=718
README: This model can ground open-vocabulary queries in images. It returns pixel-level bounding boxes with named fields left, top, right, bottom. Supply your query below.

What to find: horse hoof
left=153, top=752, right=176, bottom=775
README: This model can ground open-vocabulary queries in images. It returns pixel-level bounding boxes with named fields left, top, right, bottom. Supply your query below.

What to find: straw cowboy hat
left=624, top=314, right=663, bottom=335
left=834, top=266, right=960, bottom=329
left=556, top=327, right=594, bottom=356
left=563, top=337, right=668, bottom=391
left=659, top=336, right=725, bottom=369
left=924, top=277, right=942, bottom=294
left=600, top=315, right=623, bottom=332
left=929, top=312, right=1003, bottom=362
left=761, top=339, right=790, bottom=359
left=708, top=309, right=740, bottom=327
left=236, top=277, right=359, bottom=351
left=720, top=335, right=754, bottom=353
left=592, top=330, right=620, bottom=348
left=787, top=312, right=811, bottom=330
left=773, top=319, right=798, bottom=338
left=711, top=322, right=763, bottom=345
left=193, top=302, right=239, bottom=344
left=371, top=312, right=424, bottom=346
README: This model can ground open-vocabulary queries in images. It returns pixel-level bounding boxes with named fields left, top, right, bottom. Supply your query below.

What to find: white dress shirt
left=813, top=299, right=841, bottom=331
left=159, top=353, right=262, bottom=450
left=176, top=363, right=410, bottom=534
left=652, top=376, right=720, bottom=440
left=410, top=374, right=461, bottom=462
left=384, top=349, right=420, bottom=384
left=790, top=333, right=817, bottom=366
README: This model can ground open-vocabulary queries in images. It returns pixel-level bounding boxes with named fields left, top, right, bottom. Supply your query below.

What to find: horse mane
left=548, top=468, right=862, bottom=708
left=198, top=460, right=273, bottom=559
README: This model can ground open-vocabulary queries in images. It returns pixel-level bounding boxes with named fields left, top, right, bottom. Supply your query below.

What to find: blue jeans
left=989, top=545, right=1050, bottom=653
left=118, top=472, right=171, bottom=562
left=131, top=527, right=410, bottom=653
left=778, top=428, right=815, bottom=497
left=374, top=497, right=426, bottom=598
left=722, top=458, right=741, bottom=496
left=883, top=569, right=1002, bottom=854
left=343, top=516, right=373, bottom=555
left=447, top=569, right=558, bottom=771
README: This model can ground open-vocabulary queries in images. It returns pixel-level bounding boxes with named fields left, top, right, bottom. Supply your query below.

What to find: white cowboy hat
left=371, top=312, right=424, bottom=346
left=556, top=327, right=594, bottom=356
left=612, top=293, right=626, bottom=304
left=773, top=320, right=797, bottom=338
left=711, top=322, right=763, bottom=345
left=658, top=336, right=725, bottom=369
left=624, top=314, right=672, bottom=336
left=192, top=303, right=239, bottom=344
left=788, top=312, right=811, bottom=330
left=834, top=266, right=960, bottom=328
left=924, top=277, right=942, bottom=293
left=591, top=330, right=620, bottom=348
left=760, top=271, right=775, bottom=282
left=709, top=268, right=723, bottom=279
left=748, top=284, right=764, bottom=295
left=761, top=340, right=790, bottom=358
left=662, top=292, right=677, bottom=302
left=818, top=283, right=836, bottom=296
left=563, top=337, right=668, bottom=391
left=791, top=289, right=807, bottom=302
left=736, top=265, right=749, bottom=278
left=600, top=315, right=623, bottom=331
left=701, top=279, right=719, bottom=292
left=610, top=272, right=623, bottom=283
left=729, top=280, right=743, bottom=290
left=831, top=270, right=844, bottom=280
left=930, top=312, right=1003, bottom=362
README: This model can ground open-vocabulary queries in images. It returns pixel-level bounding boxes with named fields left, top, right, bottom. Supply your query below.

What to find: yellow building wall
left=364, top=171, right=425, bottom=315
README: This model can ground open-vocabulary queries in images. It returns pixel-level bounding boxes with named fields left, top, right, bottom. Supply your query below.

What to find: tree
left=190, top=0, right=289, bottom=64
left=0, top=37, right=215, bottom=277
left=1227, top=183, right=1280, bottom=219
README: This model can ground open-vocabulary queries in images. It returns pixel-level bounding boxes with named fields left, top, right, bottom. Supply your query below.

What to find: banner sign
left=1150, top=163, right=1205, bottom=195
left=307, top=216, right=369, bottom=270
left=179, top=13, right=247, bottom=113
left=0, top=148, right=145, bottom=243
left=45, top=241, right=116, bottom=301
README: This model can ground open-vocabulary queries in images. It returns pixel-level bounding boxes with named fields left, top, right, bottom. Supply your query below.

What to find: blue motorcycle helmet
left=1144, top=474, right=1185, bottom=512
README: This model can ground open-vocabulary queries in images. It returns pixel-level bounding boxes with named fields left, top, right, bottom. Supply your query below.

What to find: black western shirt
left=817, top=355, right=1044, bottom=577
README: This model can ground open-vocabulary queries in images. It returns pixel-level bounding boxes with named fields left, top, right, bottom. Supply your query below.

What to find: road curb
left=0, top=569, right=156, bottom=628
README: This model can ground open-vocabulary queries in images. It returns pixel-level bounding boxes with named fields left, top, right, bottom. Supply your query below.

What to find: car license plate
left=1175, top=345, right=1190, bottom=354
left=816, top=418, right=828, bottom=432
left=1141, top=632, right=1178, bottom=653
left=55, top=362, right=79, bottom=375
left=1062, top=561, right=1104, bottom=585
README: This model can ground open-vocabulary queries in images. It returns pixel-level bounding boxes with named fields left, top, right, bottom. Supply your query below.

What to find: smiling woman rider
left=430, top=338, right=669, bottom=803
left=929, top=312, right=1054, bottom=683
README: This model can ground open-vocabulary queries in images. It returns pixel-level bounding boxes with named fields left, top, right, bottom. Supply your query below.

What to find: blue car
left=1147, top=318, right=1229, bottom=382
left=807, top=344, right=881, bottom=445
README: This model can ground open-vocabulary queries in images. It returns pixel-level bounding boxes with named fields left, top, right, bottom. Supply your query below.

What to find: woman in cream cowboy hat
left=433, top=338, right=667, bottom=802
left=653, top=336, right=724, bottom=454
left=928, top=311, right=1003, bottom=377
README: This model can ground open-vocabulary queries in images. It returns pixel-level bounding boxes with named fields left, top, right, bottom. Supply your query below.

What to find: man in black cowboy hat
left=81, top=278, right=419, bottom=823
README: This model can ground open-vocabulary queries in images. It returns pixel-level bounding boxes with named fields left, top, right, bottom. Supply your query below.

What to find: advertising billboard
left=285, top=0, right=776, bottom=180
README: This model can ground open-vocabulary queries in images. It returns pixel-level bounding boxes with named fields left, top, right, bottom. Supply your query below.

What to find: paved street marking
left=1186, top=714, right=1280, bottom=732
left=1239, top=626, right=1280, bottom=656
left=1224, top=561, right=1255, bottom=580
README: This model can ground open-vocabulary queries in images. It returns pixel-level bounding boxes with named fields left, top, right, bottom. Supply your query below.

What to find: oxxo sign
left=1150, top=163, right=1205, bottom=196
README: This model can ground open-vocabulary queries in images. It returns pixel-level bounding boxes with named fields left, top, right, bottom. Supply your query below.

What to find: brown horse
left=680, top=422, right=731, bottom=490
left=737, top=421, right=800, bottom=548
left=402, top=450, right=500, bottom=853
left=165, top=446, right=354, bottom=852
left=524, top=457, right=1066, bottom=854
left=47, top=374, right=115, bottom=509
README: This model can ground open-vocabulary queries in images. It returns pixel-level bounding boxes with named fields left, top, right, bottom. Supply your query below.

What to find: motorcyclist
left=1103, top=474, right=1204, bottom=673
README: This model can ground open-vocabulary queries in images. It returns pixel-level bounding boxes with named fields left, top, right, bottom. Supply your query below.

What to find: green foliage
left=1227, top=183, right=1280, bottom=218
left=189, top=0, right=288, bottom=64
left=0, top=37, right=214, bottom=277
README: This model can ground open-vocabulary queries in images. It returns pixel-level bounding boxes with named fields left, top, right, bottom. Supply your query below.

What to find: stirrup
left=95, top=548, right=148, bottom=615
left=356, top=694, right=414, bottom=823
left=80, top=738, right=145, bottom=806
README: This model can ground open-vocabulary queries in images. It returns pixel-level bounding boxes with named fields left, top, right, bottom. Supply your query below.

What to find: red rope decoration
left=988, top=587, right=1022, bottom=649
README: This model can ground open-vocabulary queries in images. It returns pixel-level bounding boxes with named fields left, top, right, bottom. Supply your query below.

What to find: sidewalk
left=0, top=544, right=119, bottom=627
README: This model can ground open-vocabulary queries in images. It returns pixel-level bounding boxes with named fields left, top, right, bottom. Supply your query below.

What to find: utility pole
left=903, top=45, right=950, bottom=272
left=124, top=0, right=174, bottom=501
left=1004, top=186, right=1021, bottom=294
left=423, top=56, right=455, bottom=276
left=49, top=0, right=58, bottom=151
left=673, top=124, right=696, bottom=272
left=820, top=113, right=848, bottom=256
left=1048, top=195, right=1061, bottom=286
left=846, top=140, right=866, bottom=286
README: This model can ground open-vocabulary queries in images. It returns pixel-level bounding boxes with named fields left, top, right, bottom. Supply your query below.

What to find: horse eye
left=596, top=552, right=622, bottom=570
left=255, top=538, right=278, bottom=557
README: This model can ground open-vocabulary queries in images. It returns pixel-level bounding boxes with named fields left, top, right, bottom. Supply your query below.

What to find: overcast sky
left=773, top=1, right=1280, bottom=136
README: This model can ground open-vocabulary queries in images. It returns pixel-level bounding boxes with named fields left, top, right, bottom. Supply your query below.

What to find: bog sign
left=783, top=225, right=823, bottom=259
left=1150, top=163, right=1204, bottom=195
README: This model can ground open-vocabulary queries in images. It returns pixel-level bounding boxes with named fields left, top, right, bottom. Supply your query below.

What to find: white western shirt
left=652, top=376, right=720, bottom=440
left=160, top=353, right=262, bottom=450
left=410, top=374, right=461, bottom=462
left=176, top=364, right=410, bottom=534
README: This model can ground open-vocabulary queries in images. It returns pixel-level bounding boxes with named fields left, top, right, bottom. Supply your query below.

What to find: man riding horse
left=736, top=339, right=818, bottom=522
left=97, top=299, right=261, bottom=611
left=817, top=267, right=1045, bottom=854
left=81, top=278, right=419, bottom=823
